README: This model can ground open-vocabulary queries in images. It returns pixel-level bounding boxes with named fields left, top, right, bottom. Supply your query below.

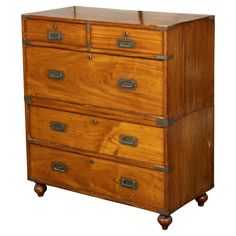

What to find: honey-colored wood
left=30, top=106, right=164, bottom=166
left=29, top=144, right=165, bottom=210
left=24, top=19, right=86, bottom=47
left=91, top=25, right=163, bottom=55
left=23, top=6, right=212, bottom=30
left=28, top=138, right=167, bottom=171
left=22, top=6, right=215, bottom=230
left=166, top=18, right=214, bottom=120
left=29, top=96, right=161, bottom=127
left=167, top=107, right=214, bottom=212
left=25, top=46, right=164, bottom=116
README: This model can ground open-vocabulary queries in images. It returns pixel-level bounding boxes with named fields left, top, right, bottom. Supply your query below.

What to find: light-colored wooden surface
left=91, top=25, right=163, bottom=54
left=23, top=6, right=212, bottom=29
left=26, top=46, right=164, bottom=116
left=25, top=19, right=86, bottom=46
left=30, top=144, right=165, bottom=210
left=30, top=106, right=164, bottom=165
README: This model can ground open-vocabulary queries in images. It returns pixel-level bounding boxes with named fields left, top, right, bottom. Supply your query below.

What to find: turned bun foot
left=34, top=183, right=47, bottom=197
left=157, top=215, right=172, bottom=230
left=195, top=193, right=208, bottom=206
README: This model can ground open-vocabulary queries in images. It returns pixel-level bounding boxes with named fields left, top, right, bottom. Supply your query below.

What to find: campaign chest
left=22, top=6, right=214, bottom=230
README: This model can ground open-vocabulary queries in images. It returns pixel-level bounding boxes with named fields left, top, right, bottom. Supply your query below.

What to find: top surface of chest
left=23, top=6, right=211, bottom=29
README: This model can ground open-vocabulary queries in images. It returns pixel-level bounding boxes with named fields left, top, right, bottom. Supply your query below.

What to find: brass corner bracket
left=24, top=96, right=32, bottom=105
left=155, top=54, right=174, bottom=61
left=156, top=117, right=175, bottom=128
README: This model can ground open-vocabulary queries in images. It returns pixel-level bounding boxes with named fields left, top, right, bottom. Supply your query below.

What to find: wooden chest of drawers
left=22, top=6, right=214, bottom=230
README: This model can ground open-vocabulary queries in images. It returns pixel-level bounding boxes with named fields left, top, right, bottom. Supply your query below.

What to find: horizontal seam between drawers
left=28, top=138, right=168, bottom=173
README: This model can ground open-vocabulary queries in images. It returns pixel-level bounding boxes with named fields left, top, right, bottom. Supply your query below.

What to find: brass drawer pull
left=120, top=177, right=138, bottom=189
left=51, top=162, right=68, bottom=173
left=118, top=79, right=136, bottom=89
left=116, top=38, right=136, bottom=48
left=48, top=69, right=64, bottom=80
left=119, top=135, right=138, bottom=147
left=48, top=31, right=63, bottom=41
left=50, top=121, right=66, bottom=132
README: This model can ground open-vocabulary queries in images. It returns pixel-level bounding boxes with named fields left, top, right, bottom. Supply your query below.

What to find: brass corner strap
left=156, top=25, right=175, bottom=31
left=23, top=39, right=31, bottom=45
left=24, top=96, right=32, bottom=105
left=86, top=21, right=91, bottom=51
left=156, top=117, right=175, bottom=128
left=155, top=54, right=174, bottom=61
left=155, top=165, right=169, bottom=173
left=209, top=15, right=215, bottom=21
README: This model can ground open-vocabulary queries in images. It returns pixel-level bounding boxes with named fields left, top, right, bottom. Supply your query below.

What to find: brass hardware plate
left=156, top=25, right=175, bottom=31
left=154, top=165, right=169, bottom=173
left=48, top=69, right=64, bottom=80
left=24, top=96, right=32, bottom=105
left=155, top=54, right=174, bottom=61
left=156, top=118, right=175, bottom=128
left=50, top=121, right=66, bottom=132
left=23, top=39, right=31, bottom=45
left=118, top=79, right=137, bottom=89
left=119, top=135, right=138, bottom=147
left=51, top=162, right=68, bottom=173
left=120, top=177, right=138, bottom=189
left=209, top=15, right=215, bottom=20
left=48, top=31, right=63, bottom=41
left=116, top=38, right=136, bottom=48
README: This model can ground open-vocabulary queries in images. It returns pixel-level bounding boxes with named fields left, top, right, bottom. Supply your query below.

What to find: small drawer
left=26, top=46, right=164, bottom=116
left=91, top=25, right=163, bottom=54
left=24, top=19, right=86, bottom=46
left=30, top=145, right=165, bottom=209
left=30, top=106, right=164, bottom=166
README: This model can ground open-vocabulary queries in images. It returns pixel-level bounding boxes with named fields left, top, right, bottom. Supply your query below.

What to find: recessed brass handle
left=116, top=38, right=136, bottom=48
left=51, top=162, right=68, bottom=173
left=119, top=135, right=138, bottom=147
left=48, top=31, right=63, bottom=41
left=50, top=121, right=66, bottom=132
left=118, top=79, right=137, bottom=89
left=120, top=177, right=138, bottom=189
left=48, top=69, right=64, bottom=80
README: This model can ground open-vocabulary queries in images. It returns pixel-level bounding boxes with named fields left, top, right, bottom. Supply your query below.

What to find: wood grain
left=29, top=144, right=165, bottom=210
left=166, top=18, right=214, bottom=120
left=26, top=46, right=164, bottom=116
left=22, top=7, right=215, bottom=222
left=29, top=96, right=162, bottom=127
left=24, top=19, right=86, bottom=47
left=22, top=6, right=212, bottom=30
left=91, top=25, right=163, bottom=54
left=167, top=107, right=214, bottom=212
left=30, top=106, right=164, bottom=165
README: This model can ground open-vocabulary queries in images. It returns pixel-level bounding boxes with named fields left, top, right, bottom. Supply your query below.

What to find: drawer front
left=26, top=46, right=164, bottom=115
left=91, top=25, right=163, bottom=54
left=25, top=19, right=86, bottom=46
left=30, top=106, right=164, bottom=166
left=30, top=145, right=165, bottom=209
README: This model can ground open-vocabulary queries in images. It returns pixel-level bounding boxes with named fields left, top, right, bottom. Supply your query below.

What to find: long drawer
left=30, top=106, right=164, bottom=166
left=25, top=46, right=164, bottom=115
left=29, top=144, right=165, bottom=210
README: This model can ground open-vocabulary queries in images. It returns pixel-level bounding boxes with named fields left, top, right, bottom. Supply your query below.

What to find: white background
left=0, top=0, right=235, bottom=235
